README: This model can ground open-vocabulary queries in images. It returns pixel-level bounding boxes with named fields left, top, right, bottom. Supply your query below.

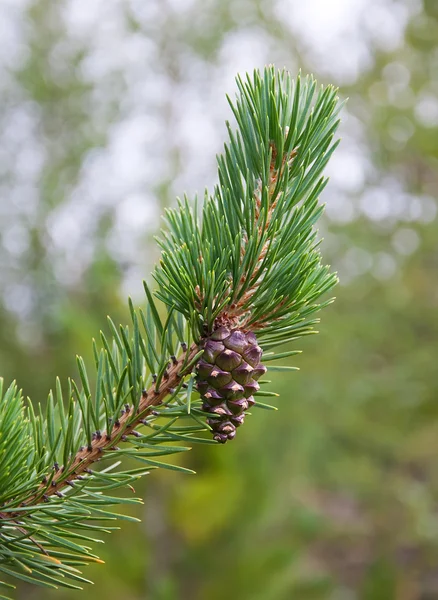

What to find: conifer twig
left=228, top=143, right=298, bottom=327
left=19, top=344, right=198, bottom=508
left=0, top=67, right=343, bottom=596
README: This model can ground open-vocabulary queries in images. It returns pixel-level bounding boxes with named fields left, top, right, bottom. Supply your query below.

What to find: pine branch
left=154, top=68, right=342, bottom=342
left=0, top=66, right=343, bottom=596
left=20, top=345, right=198, bottom=509
left=222, top=144, right=297, bottom=328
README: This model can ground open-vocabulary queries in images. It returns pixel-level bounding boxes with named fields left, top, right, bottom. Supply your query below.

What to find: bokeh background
left=1, top=0, right=437, bottom=598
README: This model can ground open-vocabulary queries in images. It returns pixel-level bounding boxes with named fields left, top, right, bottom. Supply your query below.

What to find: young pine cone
left=195, top=326, right=267, bottom=443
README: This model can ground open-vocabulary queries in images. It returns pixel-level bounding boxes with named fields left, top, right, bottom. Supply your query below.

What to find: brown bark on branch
left=2, top=344, right=198, bottom=516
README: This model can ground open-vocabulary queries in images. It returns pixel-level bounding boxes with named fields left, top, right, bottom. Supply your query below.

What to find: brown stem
left=221, top=144, right=296, bottom=329
left=8, top=344, right=198, bottom=512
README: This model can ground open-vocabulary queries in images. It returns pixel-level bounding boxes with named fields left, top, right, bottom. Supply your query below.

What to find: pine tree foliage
left=0, top=67, right=342, bottom=596
left=154, top=69, right=341, bottom=342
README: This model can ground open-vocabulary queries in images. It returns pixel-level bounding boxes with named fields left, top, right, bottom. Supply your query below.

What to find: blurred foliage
left=0, top=0, right=437, bottom=598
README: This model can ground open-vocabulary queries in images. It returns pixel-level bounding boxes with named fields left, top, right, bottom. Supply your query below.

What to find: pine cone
left=196, top=326, right=267, bottom=443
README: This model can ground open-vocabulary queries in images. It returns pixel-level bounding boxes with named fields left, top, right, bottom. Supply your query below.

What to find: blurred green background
left=1, top=0, right=437, bottom=598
